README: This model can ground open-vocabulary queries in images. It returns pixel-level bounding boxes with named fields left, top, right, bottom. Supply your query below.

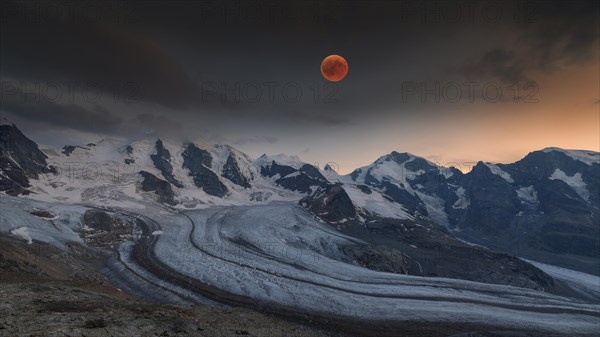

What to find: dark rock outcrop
left=61, top=145, right=76, bottom=156
left=182, top=144, right=228, bottom=197
left=61, top=143, right=95, bottom=156
left=30, top=209, right=55, bottom=218
left=270, top=163, right=329, bottom=194
left=300, top=184, right=356, bottom=223
left=221, top=154, right=250, bottom=188
left=458, top=162, right=521, bottom=233
left=342, top=245, right=416, bottom=274
left=339, top=214, right=557, bottom=292
left=81, top=209, right=137, bottom=249
left=124, top=145, right=135, bottom=164
left=260, top=161, right=297, bottom=178
left=356, top=185, right=371, bottom=194
left=83, top=210, right=119, bottom=231
left=0, top=121, right=52, bottom=195
left=150, top=139, right=183, bottom=188
left=139, top=171, right=177, bottom=205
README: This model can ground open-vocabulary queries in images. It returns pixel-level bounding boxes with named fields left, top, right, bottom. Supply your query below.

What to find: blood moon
left=320, top=55, right=348, bottom=82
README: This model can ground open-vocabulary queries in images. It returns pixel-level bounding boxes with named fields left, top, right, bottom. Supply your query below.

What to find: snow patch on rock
left=343, top=184, right=412, bottom=219
left=484, top=163, right=514, bottom=183
left=452, top=187, right=470, bottom=209
left=11, top=226, right=33, bottom=244
left=416, top=191, right=450, bottom=227
left=516, top=186, right=538, bottom=204
left=549, top=169, right=590, bottom=201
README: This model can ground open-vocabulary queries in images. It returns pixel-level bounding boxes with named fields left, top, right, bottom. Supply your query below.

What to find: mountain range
left=1, top=117, right=599, bottom=281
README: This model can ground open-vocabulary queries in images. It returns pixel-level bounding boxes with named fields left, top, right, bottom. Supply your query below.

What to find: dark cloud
left=1, top=1, right=197, bottom=110
left=462, top=49, right=529, bottom=84
left=231, top=136, right=279, bottom=146
left=1, top=87, right=123, bottom=134
left=311, top=115, right=353, bottom=126
left=459, top=1, right=598, bottom=84
left=522, top=1, right=599, bottom=70
left=283, top=109, right=353, bottom=127
left=129, top=112, right=183, bottom=137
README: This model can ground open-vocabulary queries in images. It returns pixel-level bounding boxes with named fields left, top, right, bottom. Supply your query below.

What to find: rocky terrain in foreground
left=0, top=282, right=338, bottom=337
left=0, top=237, right=337, bottom=337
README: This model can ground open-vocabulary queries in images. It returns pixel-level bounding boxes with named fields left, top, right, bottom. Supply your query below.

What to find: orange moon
left=320, top=55, right=348, bottom=82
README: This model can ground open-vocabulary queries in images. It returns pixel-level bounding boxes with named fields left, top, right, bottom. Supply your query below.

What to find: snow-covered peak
left=373, top=151, right=441, bottom=169
left=256, top=153, right=304, bottom=168
left=374, top=151, right=411, bottom=165
left=542, top=147, right=599, bottom=166
left=318, top=163, right=344, bottom=183
left=348, top=151, right=441, bottom=185
left=214, top=144, right=252, bottom=162
left=212, top=143, right=256, bottom=178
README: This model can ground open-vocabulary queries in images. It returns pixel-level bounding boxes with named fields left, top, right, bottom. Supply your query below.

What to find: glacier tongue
left=143, top=202, right=599, bottom=334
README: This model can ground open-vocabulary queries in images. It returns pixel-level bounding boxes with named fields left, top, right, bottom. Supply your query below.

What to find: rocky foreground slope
left=0, top=238, right=336, bottom=337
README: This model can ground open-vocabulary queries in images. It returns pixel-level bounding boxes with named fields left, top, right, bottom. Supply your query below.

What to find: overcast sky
left=1, top=0, right=598, bottom=173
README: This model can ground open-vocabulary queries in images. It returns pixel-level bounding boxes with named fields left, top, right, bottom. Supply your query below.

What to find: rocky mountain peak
left=0, top=122, right=52, bottom=195
left=323, top=164, right=335, bottom=172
